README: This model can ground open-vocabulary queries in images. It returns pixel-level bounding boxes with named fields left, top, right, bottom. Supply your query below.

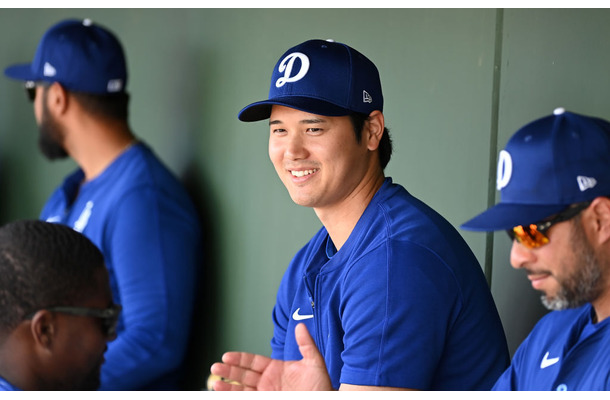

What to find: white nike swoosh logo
left=540, top=351, right=560, bottom=369
left=292, top=308, right=314, bottom=321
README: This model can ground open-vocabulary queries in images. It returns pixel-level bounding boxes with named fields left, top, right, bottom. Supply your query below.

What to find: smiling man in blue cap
left=3, top=19, right=202, bottom=390
left=461, top=108, right=610, bottom=390
left=212, top=106, right=610, bottom=391
left=211, top=38, right=509, bottom=391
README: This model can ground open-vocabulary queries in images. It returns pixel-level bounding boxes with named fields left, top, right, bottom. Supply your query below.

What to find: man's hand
left=210, top=323, right=333, bottom=391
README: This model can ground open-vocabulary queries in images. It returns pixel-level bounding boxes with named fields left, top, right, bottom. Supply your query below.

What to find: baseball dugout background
left=0, top=8, right=608, bottom=389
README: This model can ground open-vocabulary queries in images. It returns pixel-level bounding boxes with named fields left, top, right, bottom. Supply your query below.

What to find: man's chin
left=38, top=145, right=69, bottom=160
left=78, top=360, right=104, bottom=390
left=78, top=372, right=101, bottom=391
left=38, top=136, right=68, bottom=160
left=541, top=294, right=569, bottom=311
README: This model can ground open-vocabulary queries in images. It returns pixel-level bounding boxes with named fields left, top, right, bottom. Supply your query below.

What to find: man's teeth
left=291, top=169, right=317, bottom=177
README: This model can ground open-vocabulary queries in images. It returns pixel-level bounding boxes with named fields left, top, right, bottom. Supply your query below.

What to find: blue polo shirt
left=494, top=303, right=610, bottom=390
left=271, top=178, right=510, bottom=390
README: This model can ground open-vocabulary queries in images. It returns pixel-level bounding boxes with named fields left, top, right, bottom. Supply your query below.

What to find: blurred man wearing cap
left=461, top=108, right=610, bottom=390
left=0, top=220, right=120, bottom=391
left=211, top=39, right=509, bottom=391
left=4, top=19, right=202, bottom=390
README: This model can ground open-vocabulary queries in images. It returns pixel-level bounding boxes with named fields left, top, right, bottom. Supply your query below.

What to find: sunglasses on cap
left=26, top=303, right=122, bottom=338
left=506, top=201, right=592, bottom=249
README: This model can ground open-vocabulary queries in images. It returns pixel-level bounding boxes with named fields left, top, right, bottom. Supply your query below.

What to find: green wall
left=1, top=8, right=609, bottom=389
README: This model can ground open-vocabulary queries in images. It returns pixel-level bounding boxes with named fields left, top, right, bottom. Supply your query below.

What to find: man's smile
left=290, top=169, right=319, bottom=177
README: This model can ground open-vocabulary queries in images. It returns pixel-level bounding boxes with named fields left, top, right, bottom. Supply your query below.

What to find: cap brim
left=460, top=203, right=568, bottom=232
left=4, top=63, right=37, bottom=82
left=238, top=96, right=352, bottom=122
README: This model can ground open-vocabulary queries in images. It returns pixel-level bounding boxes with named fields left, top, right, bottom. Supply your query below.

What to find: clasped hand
left=210, top=323, right=332, bottom=391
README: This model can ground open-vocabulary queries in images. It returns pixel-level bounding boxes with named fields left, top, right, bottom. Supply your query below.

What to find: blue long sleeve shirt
left=40, top=142, right=202, bottom=390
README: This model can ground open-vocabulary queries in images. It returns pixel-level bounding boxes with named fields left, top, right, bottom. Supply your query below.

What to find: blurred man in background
left=4, top=18, right=202, bottom=390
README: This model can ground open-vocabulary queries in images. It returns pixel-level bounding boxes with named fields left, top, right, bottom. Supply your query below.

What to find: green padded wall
left=0, top=9, right=608, bottom=389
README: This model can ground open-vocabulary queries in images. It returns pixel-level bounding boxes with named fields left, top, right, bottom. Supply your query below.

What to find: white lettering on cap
left=276, top=52, right=309, bottom=88
left=497, top=150, right=513, bottom=190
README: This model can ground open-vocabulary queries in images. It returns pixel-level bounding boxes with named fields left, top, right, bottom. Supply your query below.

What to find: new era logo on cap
left=4, top=18, right=128, bottom=95
left=238, top=39, right=383, bottom=122
left=107, top=79, right=123, bottom=93
left=577, top=176, right=597, bottom=192
left=462, top=108, right=610, bottom=231
left=363, top=90, right=373, bottom=104
left=43, top=62, right=56, bottom=77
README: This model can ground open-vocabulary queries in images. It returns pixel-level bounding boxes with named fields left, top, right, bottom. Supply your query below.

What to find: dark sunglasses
left=506, top=201, right=592, bottom=249
left=26, top=304, right=122, bottom=338
left=24, top=81, right=37, bottom=102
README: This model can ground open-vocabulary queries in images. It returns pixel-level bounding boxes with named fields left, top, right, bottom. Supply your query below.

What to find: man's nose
left=509, top=239, right=537, bottom=270
left=285, top=134, right=307, bottom=160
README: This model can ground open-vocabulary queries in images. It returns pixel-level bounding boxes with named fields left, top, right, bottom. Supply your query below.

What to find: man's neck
left=0, top=329, right=36, bottom=390
left=592, top=285, right=610, bottom=323
left=315, top=173, right=385, bottom=252
left=69, top=121, right=136, bottom=182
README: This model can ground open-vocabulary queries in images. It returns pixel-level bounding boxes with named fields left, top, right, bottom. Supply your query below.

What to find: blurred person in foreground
left=0, top=220, right=120, bottom=391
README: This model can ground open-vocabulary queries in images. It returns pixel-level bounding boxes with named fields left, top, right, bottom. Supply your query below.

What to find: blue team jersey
left=493, top=304, right=610, bottom=390
left=0, top=376, right=19, bottom=391
left=271, top=178, right=509, bottom=390
left=40, top=142, right=202, bottom=390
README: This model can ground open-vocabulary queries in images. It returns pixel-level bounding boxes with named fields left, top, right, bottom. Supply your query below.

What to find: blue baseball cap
left=462, top=108, right=610, bottom=231
left=238, top=39, right=383, bottom=122
left=4, top=18, right=127, bottom=94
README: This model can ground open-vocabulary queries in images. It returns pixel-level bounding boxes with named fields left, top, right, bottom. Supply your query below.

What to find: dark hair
left=41, top=84, right=130, bottom=122
left=70, top=91, right=130, bottom=121
left=0, top=220, right=105, bottom=333
left=349, top=112, right=393, bottom=170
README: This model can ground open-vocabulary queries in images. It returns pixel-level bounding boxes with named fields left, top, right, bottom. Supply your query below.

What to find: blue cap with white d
left=238, top=39, right=383, bottom=121
left=4, top=18, right=127, bottom=94
left=461, top=108, right=610, bottom=231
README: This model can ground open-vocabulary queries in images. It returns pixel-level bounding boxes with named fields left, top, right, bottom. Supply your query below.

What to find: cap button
left=83, top=18, right=93, bottom=26
left=325, top=39, right=335, bottom=43
left=553, top=107, right=565, bottom=115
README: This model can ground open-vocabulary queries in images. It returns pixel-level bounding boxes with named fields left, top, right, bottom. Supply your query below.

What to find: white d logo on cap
left=276, top=52, right=310, bottom=88
left=497, top=150, right=513, bottom=190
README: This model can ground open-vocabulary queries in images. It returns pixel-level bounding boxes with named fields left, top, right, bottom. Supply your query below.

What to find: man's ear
left=589, top=197, right=610, bottom=245
left=45, top=82, right=70, bottom=117
left=365, top=110, right=385, bottom=152
left=29, top=310, right=56, bottom=351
